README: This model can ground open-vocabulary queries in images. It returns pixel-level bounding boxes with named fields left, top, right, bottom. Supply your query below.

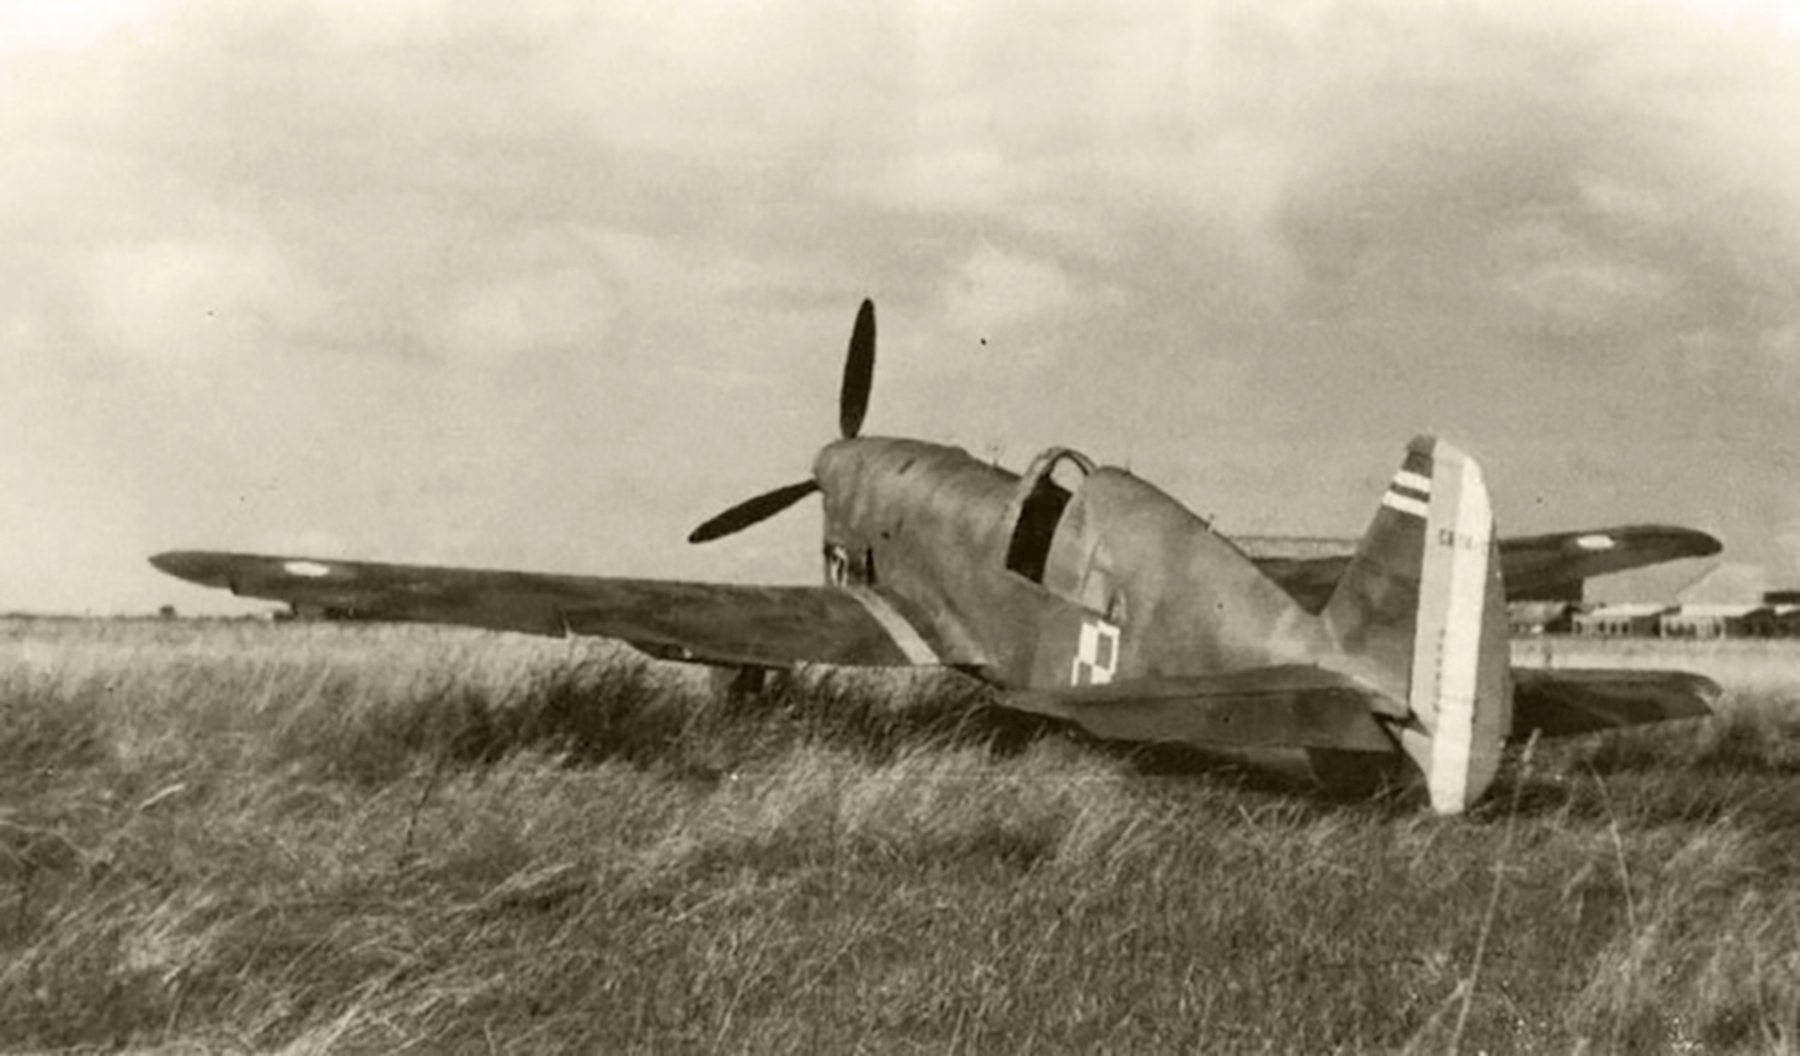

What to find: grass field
left=1, top=618, right=1796, bottom=1053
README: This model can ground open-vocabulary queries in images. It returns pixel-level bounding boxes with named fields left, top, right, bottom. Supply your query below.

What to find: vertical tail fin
left=1322, top=437, right=1511, bottom=814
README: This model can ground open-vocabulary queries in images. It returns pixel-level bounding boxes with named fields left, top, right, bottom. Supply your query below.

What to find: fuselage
left=812, top=437, right=1335, bottom=690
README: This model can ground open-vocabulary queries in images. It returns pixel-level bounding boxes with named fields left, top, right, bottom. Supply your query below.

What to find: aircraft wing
left=1238, top=524, right=1721, bottom=611
left=1509, top=668, right=1718, bottom=740
left=1004, top=666, right=1399, bottom=753
left=149, top=551, right=962, bottom=669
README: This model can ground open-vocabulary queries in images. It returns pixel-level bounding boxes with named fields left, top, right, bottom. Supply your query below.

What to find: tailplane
left=1321, top=437, right=1511, bottom=814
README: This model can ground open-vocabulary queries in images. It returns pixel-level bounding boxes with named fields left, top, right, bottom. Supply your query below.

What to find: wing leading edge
left=149, top=551, right=963, bottom=669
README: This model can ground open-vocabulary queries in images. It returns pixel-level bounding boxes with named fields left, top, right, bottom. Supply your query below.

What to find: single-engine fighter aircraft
left=152, top=300, right=1722, bottom=814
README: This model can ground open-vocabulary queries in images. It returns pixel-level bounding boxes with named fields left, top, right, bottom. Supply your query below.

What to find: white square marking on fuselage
left=1070, top=617, right=1121, bottom=686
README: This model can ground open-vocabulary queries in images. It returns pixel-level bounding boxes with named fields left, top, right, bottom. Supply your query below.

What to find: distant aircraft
left=152, top=300, right=1722, bottom=814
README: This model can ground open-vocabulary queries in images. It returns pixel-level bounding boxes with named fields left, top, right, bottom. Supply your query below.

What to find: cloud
left=82, top=234, right=329, bottom=364
left=1775, top=495, right=1800, bottom=583
left=7, top=0, right=1800, bottom=611
left=1760, top=324, right=1800, bottom=396
left=944, top=245, right=1076, bottom=332
left=21, top=0, right=1798, bottom=365
left=429, top=269, right=616, bottom=366
left=1679, top=561, right=1779, bottom=603
left=0, top=0, right=160, bottom=54
left=1502, top=246, right=1679, bottom=336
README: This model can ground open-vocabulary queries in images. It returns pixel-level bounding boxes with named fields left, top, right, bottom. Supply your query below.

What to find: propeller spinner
left=687, top=299, right=876, bottom=544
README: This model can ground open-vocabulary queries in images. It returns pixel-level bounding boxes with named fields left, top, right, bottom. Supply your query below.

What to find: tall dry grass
left=0, top=618, right=1795, bottom=1052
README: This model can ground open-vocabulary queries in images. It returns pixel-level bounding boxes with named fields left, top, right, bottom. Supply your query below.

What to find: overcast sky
left=5, top=0, right=1799, bottom=614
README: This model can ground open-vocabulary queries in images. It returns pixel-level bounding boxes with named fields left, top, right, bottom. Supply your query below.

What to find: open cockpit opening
left=1005, top=448, right=1094, bottom=584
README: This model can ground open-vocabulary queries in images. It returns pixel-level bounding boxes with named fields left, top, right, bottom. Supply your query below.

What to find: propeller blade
left=687, top=480, right=821, bottom=544
left=839, top=298, right=876, bottom=439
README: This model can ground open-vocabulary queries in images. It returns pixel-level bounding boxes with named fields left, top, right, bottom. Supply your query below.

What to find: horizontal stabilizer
left=1510, top=667, right=1718, bottom=740
left=1005, top=666, right=1397, bottom=753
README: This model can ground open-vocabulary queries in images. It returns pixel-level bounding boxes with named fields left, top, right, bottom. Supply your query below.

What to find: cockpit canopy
left=1005, top=447, right=1095, bottom=582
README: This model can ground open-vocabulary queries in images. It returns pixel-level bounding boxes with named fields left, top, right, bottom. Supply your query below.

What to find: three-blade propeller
left=687, top=299, right=876, bottom=544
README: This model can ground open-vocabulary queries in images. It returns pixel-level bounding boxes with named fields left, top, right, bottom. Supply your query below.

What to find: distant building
left=1660, top=603, right=1762, bottom=640
left=1742, top=604, right=1800, bottom=639
left=1572, top=603, right=1670, bottom=638
left=279, top=602, right=366, bottom=622
left=1508, top=601, right=1575, bottom=636
left=1527, top=593, right=1800, bottom=640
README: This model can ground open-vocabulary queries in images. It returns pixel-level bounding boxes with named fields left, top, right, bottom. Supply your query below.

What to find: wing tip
left=1591, top=524, right=1723, bottom=560
left=1678, top=669, right=1724, bottom=712
left=149, top=550, right=232, bottom=588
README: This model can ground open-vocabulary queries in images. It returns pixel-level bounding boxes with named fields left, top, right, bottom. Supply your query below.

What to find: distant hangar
left=1510, top=592, right=1800, bottom=639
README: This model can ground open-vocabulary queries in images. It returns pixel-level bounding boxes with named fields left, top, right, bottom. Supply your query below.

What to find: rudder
left=1321, top=437, right=1511, bottom=814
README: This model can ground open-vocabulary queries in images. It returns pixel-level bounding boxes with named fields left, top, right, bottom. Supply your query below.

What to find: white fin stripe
left=1393, top=469, right=1433, bottom=494
left=1382, top=491, right=1430, bottom=518
left=844, top=587, right=941, bottom=665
